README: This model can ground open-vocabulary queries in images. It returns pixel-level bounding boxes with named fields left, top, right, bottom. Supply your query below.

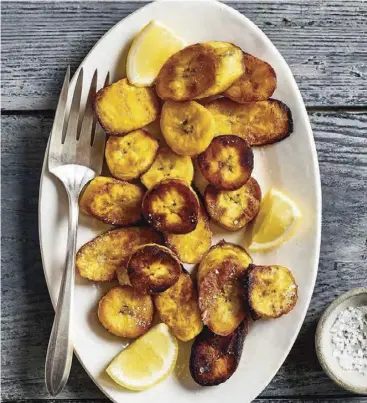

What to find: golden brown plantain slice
left=204, top=177, right=261, bottom=231
left=224, top=52, right=277, bottom=103
left=197, top=240, right=252, bottom=285
left=76, top=227, right=161, bottom=282
left=189, top=320, right=247, bottom=386
left=141, top=147, right=194, bottom=189
left=79, top=176, right=144, bottom=225
left=128, top=244, right=181, bottom=294
left=206, top=98, right=293, bottom=146
left=199, top=260, right=246, bottom=336
left=247, top=264, right=298, bottom=319
left=198, top=41, right=245, bottom=98
left=142, top=179, right=199, bottom=234
left=154, top=269, right=203, bottom=341
left=197, top=135, right=253, bottom=190
left=105, top=129, right=159, bottom=181
left=164, top=203, right=212, bottom=264
left=94, top=78, right=160, bottom=135
left=160, top=100, right=214, bottom=156
left=156, top=43, right=217, bottom=101
left=98, top=285, right=154, bottom=338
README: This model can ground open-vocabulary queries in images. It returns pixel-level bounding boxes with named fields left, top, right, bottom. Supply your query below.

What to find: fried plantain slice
left=197, top=135, right=253, bottom=190
left=142, top=179, right=199, bottom=234
left=98, top=285, right=154, bottom=338
left=141, top=147, right=194, bottom=190
left=79, top=176, right=144, bottom=225
left=94, top=78, right=159, bottom=135
left=197, top=240, right=252, bottom=285
left=76, top=227, right=161, bottom=282
left=156, top=43, right=217, bottom=101
left=197, top=41, right=245, bottom=99
left=128, top=244, right=181, bottom=294
left=199, top=260, right=247, bottom=336
left=206, top=98, right=293, bottom=146
left=189, top=321, right=247, bottom=386
left=154, top=269, right=203, bottom=341
left=164, top=203, right=212, bottom=264
left=204, top=177, right=261, bottom=231
left=247, top=264, right=298, bottom=319
left=160, top=100, right=214, bottom=156
left=224, top=52, right=277, bottom=103
left=105, top=129, right=159, bottom=181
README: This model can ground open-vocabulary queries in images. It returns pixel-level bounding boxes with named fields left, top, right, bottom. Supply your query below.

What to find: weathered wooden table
left=2, top=1, right=366, bottom=402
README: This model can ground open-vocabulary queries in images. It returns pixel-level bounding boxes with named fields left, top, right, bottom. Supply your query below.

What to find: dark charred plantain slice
left=189, top=320, right=247, bottom=386
left=224, top=52, right=277, bottom=103
left=105, top=129, right=159, bottom=181
left=76, top=227, right=161, bottom=282
left=247, top=264, right=298, bottom=319
left=164, top=203, right=212, bottom=264
left=156, top=43, right=217, bottom=101
left=142, top=179, right=199, bottom=234
left=79, top=176, right=144, bottom=226
left=154, top=269, right=203, bottom=341
left=199, top=260, right=247, bottom=336
left=98, top=285, right=154, bottom=338
left=94, top=78, right=160, bottom=135
left=204, top=177, right=262, bottom=231
left=206, top=98, right=293, bottom=146
left=160, top=100, right=214, bottom=156
left=128, top=244, right=181, bottom=294
left=197, top=135, right=254, bottom=190
left=141, top=147, right=194, bottom=190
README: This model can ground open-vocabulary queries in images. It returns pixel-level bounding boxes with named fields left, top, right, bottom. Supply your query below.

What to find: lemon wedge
left=106, top=323, right=178, bottom=390
left=127, top=20, right=186, bottom=87
left=248, top=188, right=302, bottom=252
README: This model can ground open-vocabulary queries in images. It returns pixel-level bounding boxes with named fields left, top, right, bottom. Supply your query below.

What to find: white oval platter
left=39, top=1, right=322, bottom=402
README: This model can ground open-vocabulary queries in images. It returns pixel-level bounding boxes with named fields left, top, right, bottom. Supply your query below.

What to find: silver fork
left=45, top=67, right=106, bottom=396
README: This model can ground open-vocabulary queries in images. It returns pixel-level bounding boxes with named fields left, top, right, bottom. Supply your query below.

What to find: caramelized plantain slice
left=160, top=100, right=214, bottom=156
left=164, top=203, right=212, bottom=264
left=76, top=227, right=161, bottom=282
left=128, top=244, right=181, bottom=294
left=247, top=264, right=298, bottom=319
left=204, top=177, right=261, bottom=231
left=198, top=41, right=245, bottom=98
left=197, top=240, right=252, bottom=285
left=98, top=285, right=154, bottom=338
left=141, top=147, right=194, bottom=189
left=197, top=135, right=253, bottom=190
left=105, top=129, right=159, bottom=181
left=79, top=176, right=144, bottom=225
left=142, top=179, right=199, bottom=234
left=206, top=98, right=293, bottom=146
left=189, top=321, right=247, bottom=386
left=154, top=269, right=203, bottom=341
left=156, top=43, right=217, bottom=101
left=94, top=78, right=160, bottom=135
left=199, top=260, right=246, bottom=336
left=224, top=52, right=277, bottom=103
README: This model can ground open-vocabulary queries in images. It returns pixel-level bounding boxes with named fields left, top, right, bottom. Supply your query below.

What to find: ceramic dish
left=316, top=288, right=367, bottom=395
left=38, top=1, right=322, bottom=402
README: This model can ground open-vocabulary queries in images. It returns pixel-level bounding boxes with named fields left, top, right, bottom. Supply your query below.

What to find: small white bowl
left=315, top=287, right=367, bottom=395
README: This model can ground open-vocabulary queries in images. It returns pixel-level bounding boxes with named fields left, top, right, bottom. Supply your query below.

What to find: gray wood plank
left=4, top=399, right=367, bottom=403
left=1, top=111, right=366, bottom=400
left=1, top=1, right=367, bottom=111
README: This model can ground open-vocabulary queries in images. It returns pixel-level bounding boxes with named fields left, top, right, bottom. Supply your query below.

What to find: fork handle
left=45, top=190, right=79, bottom=396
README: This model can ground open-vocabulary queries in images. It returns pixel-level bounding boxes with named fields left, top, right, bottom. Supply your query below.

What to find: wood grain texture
left=2, top=1, right=367, bottom=111
left=1, top=112, right=366, bottom=400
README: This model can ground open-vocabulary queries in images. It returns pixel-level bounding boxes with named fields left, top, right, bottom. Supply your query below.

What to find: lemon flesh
left=127, top=20, right=186, bottom=87
left=248, top=188, right=302, bottom=251
left=106, top=323, right=178, bottom=390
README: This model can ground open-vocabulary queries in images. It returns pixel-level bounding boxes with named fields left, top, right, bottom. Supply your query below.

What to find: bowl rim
left=315, top=287, right=367, bottom=395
